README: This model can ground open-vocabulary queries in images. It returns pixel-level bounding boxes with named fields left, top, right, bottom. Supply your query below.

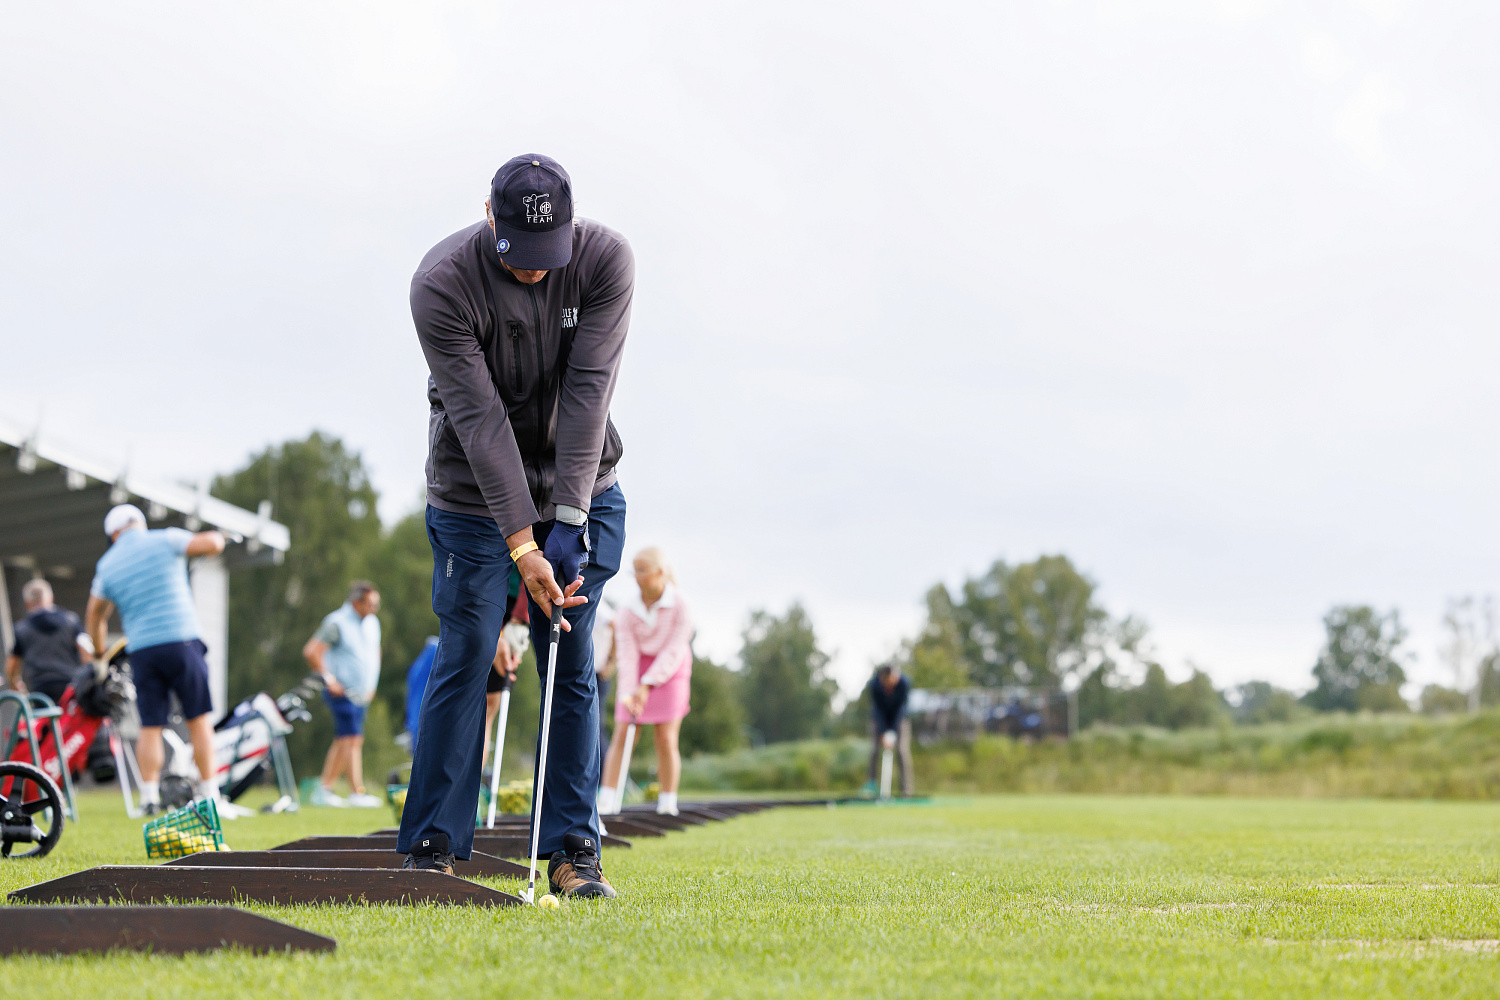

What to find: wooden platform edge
left=7, top=866, right=521, bottom=907
left=0, top=905, right=335, bottom=955
left=167, top=849, right=529, bottom=879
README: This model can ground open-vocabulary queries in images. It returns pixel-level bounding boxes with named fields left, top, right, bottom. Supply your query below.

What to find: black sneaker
left=403, top=832, right=456, bottom=875
left=141, top=802, right=161, bottom=817
left=547, top=833, right=617, bottom=898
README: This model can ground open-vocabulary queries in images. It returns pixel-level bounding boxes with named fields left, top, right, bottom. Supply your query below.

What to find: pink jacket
left=613, top=584, right=693, bottom=697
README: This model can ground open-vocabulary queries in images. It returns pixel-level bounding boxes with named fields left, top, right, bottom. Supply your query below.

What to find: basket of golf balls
left=388, top=783, right=408, bottom=823
left=142, top=798, right=229, bottom=859
left=496, top=779, right=531, bottom=815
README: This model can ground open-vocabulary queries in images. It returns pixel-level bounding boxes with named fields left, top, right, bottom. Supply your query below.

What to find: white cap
left=103, top=503, right=147, bottom=537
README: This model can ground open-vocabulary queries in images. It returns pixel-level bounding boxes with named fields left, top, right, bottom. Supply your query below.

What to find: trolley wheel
left=0, top=761, right=65, bottom=859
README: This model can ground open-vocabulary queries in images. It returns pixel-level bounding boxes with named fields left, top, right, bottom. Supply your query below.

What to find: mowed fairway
left=4, top=792, right=1500, bottom=998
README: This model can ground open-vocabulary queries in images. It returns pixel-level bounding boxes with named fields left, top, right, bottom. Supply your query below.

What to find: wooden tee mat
left=615, top=812, right=694, bottom=832
left=271, top=832, right=630, bottom=854
left=0, top=905, right=335, bottom=956
left=444, top=816, right=670, bottom=838
left=7, top=865, right=519, bottom=907
left=168, top=849, right=528, bottom=879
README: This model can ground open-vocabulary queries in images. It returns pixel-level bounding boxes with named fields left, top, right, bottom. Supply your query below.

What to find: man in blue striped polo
left=86, top=504, right=226, bottom=815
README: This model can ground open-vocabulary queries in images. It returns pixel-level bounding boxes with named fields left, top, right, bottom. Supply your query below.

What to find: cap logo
left=496, top=238, right=510, bottom=253
left=522, top=193, right=553, bottom=225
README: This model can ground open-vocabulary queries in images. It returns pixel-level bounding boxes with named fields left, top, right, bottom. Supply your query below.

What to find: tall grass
left=679, top=710, right=1500, bottom=799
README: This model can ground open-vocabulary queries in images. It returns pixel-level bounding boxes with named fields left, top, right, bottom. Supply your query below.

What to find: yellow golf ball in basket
left=537, top=893, right=561, bottom=909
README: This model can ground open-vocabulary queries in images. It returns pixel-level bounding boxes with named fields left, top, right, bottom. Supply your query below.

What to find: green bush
left=679, top=655, right=747, bottom=757
left=679, top=709, right=1500, bottom=800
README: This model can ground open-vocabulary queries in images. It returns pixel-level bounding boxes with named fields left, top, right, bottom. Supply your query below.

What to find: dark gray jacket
left=413, top=218, right=633, bottom=538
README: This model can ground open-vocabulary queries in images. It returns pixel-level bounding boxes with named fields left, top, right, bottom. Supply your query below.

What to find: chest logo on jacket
left=561, top=308, right=578, bottom=329
left=522, top=193, right=553, bottom=224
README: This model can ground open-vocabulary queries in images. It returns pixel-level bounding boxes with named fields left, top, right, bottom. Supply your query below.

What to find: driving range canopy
left=0, top=413, right=288, bottom=718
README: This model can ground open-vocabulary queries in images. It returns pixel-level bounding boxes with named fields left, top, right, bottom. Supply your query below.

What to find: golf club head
left=519, top=886, right=535, bottom=905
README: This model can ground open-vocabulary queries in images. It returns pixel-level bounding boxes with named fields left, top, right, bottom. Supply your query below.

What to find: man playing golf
left=398, top=154, right=631, bottom=900
left=303, top=581, right=383, bottom=808
left=866, top=663, right=914, bottom=797
left=86, top=504, right=226, bottom=814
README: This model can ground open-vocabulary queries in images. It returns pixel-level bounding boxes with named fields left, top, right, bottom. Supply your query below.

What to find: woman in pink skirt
left=600, top=547, right=692, bottom=816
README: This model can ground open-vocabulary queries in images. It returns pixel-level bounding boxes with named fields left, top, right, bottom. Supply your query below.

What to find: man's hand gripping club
left=508, top=524, right=589, bottom=629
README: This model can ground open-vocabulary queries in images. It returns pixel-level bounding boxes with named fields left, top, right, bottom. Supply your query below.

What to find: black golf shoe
left=548, top=833, right=617, bottom=898
left=403, top=832, right=456, bottom=875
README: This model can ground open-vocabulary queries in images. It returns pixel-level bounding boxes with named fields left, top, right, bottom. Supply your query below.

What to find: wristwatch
left=554, top=504, right=588, bottom=526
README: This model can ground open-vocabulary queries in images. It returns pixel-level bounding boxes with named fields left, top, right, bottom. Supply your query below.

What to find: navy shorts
left=323, top=692, right=366, bottom=737
left=131, top=639, right=214, bottom=726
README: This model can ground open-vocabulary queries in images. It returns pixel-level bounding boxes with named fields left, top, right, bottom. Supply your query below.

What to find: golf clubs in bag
left=157, top=675, right=322, bottom=814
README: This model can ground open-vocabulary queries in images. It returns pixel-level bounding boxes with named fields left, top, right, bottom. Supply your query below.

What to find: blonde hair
left=634, top=546, right=676, bottom=585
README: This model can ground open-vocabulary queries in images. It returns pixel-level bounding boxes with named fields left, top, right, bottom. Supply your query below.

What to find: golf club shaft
left=613, top=721, right=637, bottom=814
left=880, top=746, right=894, bottom=799
left=111, top=732, right=140, bottom=818
left=526, top=605, right=566, bottom=897
left=485, top=686, right=511, bottom=829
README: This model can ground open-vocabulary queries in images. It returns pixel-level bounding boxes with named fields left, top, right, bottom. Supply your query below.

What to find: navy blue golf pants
left=397, top=485, right=625, bottom=860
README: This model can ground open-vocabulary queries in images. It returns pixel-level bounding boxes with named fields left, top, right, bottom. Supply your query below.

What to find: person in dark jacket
left=5, top=578, right=92, bottom=704
left=397, top=154, right=630, bottom=901
left=866, top=663, right=914, bottom=797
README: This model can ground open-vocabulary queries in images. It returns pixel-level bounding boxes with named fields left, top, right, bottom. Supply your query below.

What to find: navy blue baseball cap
left=489, top=154, right=574, bottom=270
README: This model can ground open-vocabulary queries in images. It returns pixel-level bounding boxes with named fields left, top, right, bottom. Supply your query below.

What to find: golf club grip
left=550, top=603, right=565, bottom=631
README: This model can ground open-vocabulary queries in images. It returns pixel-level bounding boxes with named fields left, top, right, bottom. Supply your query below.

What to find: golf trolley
left=0, top=646, right=138, bottom=857
left=0, top=759, right=65, bottom=858
left=3, top=641, right=139, bottom=825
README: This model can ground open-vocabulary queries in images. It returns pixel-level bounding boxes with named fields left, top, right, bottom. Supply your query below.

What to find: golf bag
left=158, top=676, right=320, bottom=812
left=6, top=655, right=136, bottom=787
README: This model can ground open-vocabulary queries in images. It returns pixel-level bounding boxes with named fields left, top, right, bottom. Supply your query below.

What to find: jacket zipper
left=527, top=283, right=549, bottom=508
left=507, top=321, right=524, bottom=395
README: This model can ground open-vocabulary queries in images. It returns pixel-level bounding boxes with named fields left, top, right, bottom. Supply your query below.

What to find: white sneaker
left=346, top=792, right=383, bottom=808
left=656, top=803, right=679, bottom=816
left=216, top=800, right=255, bottom=820
left=310, top=786, right=347, bottom=808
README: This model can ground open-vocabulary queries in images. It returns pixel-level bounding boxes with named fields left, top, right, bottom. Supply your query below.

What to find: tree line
left=212, top=433, right=1498, bottom=774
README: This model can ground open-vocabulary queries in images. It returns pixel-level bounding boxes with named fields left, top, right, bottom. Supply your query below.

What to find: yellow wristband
left=509, top=541, right=539, bottom=563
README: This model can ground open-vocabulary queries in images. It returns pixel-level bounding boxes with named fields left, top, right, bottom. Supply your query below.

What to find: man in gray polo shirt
left=398, top=154, right=631, bottom=900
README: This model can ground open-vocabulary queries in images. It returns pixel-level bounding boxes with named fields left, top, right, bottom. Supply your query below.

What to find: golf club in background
left=521, top=603, right=565, bottom=905
left=484, top=671, right=514, bottom=830
left=605, top=717, right=638, bottom=815
left=879, top=730, right=895, bottom=800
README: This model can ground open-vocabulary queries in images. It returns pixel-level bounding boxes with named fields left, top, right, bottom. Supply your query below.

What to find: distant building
left=0, top=415, right=289, bottom=720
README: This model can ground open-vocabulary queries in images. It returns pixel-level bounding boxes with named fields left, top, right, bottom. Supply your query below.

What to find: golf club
left=606, top=719, right=637, bottom=815
left=521, top=603, right=565, bottom=905
left=879, top=730, right=895, bottom=800
left=484, top=671, right=514, bottom=830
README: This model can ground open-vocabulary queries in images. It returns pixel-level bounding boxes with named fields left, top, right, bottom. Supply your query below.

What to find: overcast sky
left=3, top=1, right=1497, bottom=696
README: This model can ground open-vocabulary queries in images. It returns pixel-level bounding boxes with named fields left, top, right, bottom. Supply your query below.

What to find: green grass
left=5, top=790, right=1500, bottom=997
